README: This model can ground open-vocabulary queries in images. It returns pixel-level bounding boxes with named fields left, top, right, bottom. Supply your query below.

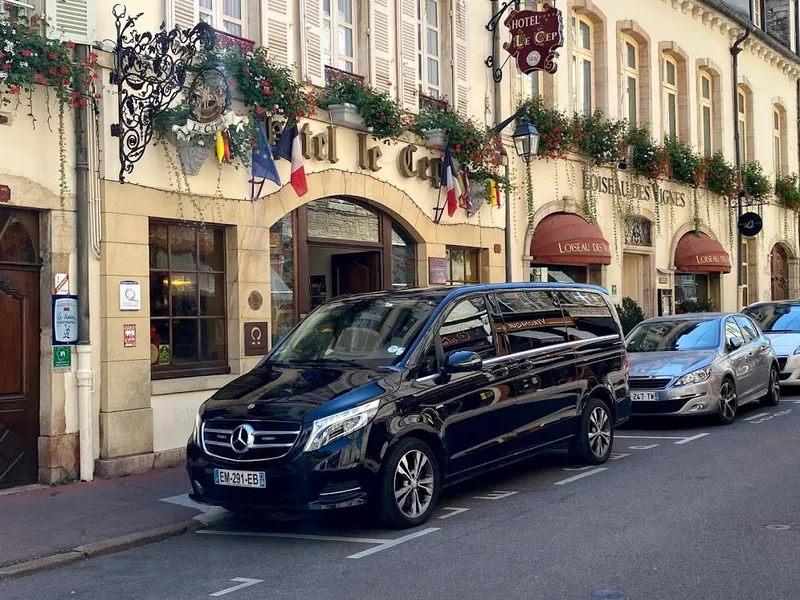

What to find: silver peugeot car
left=625, top=313, right=780, bottom=424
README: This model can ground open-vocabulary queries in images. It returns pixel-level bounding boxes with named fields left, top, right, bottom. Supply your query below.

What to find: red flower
left=9, top=86, right=20, bottom=94
left=255, top=106, right=264, bottom=116
left=79, top=98, right=88, bottom=107
left=0, top=52, right=4, bottom=59
left=67, top=41, right=76, bottom=50
left=2, top=62, right=11, bottom=70
left=34, top=73, right=47, bottom=84
left=94, top=93, right=102, bottom=99
left=21, top=49, right=32, bottom=57
left=60, top=66, right=69, bottom=74
left=49, top=53, right=58, bottom=60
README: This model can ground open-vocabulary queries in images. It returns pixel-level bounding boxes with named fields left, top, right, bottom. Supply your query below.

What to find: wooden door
left=332, top=251, right=381, bottom=297
left=0, top=268, right=40, bottom=488
left=771, top=245, right=789, bottom=301
left=622, top=253, right=645, bottom=308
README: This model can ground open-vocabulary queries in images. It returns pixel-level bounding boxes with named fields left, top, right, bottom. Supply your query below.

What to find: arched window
left=571, top=12, right=595, bottom=116
left=736, top=84, right=754, bottom=162
left=621, top=35, right=639, bottom=127
left=699, top=70, right=714, bottom=157
left=774, top=105, right=788, bottom=177
left=662, top=54, right=679, bottom=140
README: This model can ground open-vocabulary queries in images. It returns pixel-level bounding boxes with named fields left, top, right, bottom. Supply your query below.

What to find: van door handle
left=518, top=360, right=534, bottom=372
left=492, top=366, right=509, bottom=378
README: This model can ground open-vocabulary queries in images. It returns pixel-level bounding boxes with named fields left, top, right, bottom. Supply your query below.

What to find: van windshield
left=626, top=319, right=720, bottom=352
left=743, top=304, right=800, bottom=333
left=267, top=296, right=441, bottom=368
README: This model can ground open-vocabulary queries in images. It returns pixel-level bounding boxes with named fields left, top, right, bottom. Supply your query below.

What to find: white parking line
left=473, top=491, right=519, bottom=500
left=674, top=433, right=710, bottom=445
left=197, top=529, right=391, bottom=544
left=346, top=528, right=439, bottom=559
left=629, top=444, right=659, bottom=450
left=553, top=467, right=607, bottom=486
left=608, top=452, right=630, bottom=460
left=210, top=578, right=263, bottom=597
left=616, top=435, right=684, bottom=440
left=160, top=493, right=227, bottom=524
left=438, top=507, right=470, bottom=519
left=744, top=412, right=770, bottom=421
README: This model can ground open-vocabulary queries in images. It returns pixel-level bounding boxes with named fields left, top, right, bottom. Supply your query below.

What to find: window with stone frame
left=149, top=221, right=230, bottom=379
left=571, top=12, right=595, bottom=116
left=621, top=35, right=639, bottom=128
left=417, top=0, right=442, bottom=98
left=446, top=247, right=480, bottom=285
left=774, top=105, right=788, bottom=177
left=662, top=54, right=679, bottom=140
left=699, top=71, right=714, bottom=157
left=199, top=0, right=247, bottom=37
left=323, top=0, right=358, bottom=73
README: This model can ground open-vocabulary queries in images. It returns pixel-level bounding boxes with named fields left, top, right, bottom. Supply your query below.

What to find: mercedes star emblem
left=230, top=424, right=255, bottom=454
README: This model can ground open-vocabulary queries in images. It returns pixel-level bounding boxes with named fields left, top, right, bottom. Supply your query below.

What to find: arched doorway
left=771, top=244, right=790, bottom=301
left=269, top=197, right=417, bottom=345
left=0, top=208, right=40, bottom=488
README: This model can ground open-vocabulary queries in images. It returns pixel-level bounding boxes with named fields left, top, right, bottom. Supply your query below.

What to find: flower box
left=327, top=103, right=367, bottom=131
left=423, top=129, right=447, bottom=150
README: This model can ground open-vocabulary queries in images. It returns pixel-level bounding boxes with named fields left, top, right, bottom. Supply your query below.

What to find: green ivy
left=774, top=173, right=800, bottom=210
left=741, top=161, right=771, bottom=200
left=318, top=72, right=406, bottom=140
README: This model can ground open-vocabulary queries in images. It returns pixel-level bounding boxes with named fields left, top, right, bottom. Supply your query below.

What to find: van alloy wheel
left=393, top=449, right=435, bottom=520
left=588, top=406, right=612, bottom=458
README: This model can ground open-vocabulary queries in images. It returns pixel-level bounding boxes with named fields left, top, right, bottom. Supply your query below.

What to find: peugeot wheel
left=569, top=398, right=614, bottom=465
left=716, top=379, right=738, bottom=425
left=760, top=366, right=780, bottom=407
left=377, top=437, right=439, bottom=528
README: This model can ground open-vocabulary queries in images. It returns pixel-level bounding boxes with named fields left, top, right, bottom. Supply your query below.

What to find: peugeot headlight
left=793, top=345, right=800, bottom=355
left=192, top=411, right=202, bottom=445
left=303, top=400, right=381, bottom=453
left=674, top=367, right=712, bottom=387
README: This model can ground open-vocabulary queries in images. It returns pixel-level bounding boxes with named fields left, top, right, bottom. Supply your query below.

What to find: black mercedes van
left=187, top=283, right=630, bottom=527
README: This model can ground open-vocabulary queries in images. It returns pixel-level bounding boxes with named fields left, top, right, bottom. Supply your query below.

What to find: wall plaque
left=429, top=257, right=448, bottom=285
left=244, top=321, right=269, bottom=356
left=504, top=3, right=565, bottom=75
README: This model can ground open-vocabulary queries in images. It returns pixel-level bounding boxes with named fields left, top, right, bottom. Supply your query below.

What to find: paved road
left=3, top=398, right=800, bottom=600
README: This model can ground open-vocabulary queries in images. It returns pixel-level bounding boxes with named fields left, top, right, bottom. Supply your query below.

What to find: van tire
left=569, top=398, right=614, bottom=465
left=377, top=437, right=440, bottom=528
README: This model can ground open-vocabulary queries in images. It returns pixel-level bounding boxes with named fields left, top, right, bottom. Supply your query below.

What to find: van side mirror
left=728, top=336, right=743, bottom=351
left=443, top=351, right=483, bottom=374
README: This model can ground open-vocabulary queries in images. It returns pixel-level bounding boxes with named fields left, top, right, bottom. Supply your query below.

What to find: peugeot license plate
left=214, top=469, right=266, bottom=489
left=631, top=391, right=656, bottom=402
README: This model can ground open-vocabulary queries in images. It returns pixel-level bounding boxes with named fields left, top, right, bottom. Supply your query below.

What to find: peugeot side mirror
left=443, top=350, right=483, bottom=374
left=728, top=336, right=743, bottom=351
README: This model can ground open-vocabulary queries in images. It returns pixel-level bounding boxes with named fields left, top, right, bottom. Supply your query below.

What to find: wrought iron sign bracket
left=110, top=4, right=215, bottom=183
left=485, top=0, right=520, bottom=83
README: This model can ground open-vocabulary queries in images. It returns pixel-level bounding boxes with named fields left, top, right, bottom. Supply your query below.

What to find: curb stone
left=0, top=519, right=204, bottom=581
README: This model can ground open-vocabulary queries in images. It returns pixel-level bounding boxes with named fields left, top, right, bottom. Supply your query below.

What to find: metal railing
left=324, top=64, right=365, bottom=86
left=213, top=28, right=255, bottom=54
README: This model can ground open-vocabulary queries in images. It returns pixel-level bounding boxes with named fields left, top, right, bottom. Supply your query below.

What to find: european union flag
left=251, top=120, right=281, bottom=194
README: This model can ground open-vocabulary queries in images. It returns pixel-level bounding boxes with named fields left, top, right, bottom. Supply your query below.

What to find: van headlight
left=792, top=345, right=800, bottom=355
left=303, top=400, right=381, bottom=452
left=192, top=412, right=202, bottom=445
left=674, top=367, right=712, bottom=387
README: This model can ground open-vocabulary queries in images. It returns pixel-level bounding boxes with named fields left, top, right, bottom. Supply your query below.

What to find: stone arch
left=765, top=236, right=799, bottom=301
left=696, top=58, right=725, bottom=156
left=658, top=41, right=691, bottom=142
left=616, top=20, right=653, bottom=128
left=572, top=0, right=609, bottom=116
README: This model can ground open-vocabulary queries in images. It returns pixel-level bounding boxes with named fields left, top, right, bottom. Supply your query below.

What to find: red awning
left=674, top=232, right=732, bottom=273
left=530, top=213, right=612, bottom=266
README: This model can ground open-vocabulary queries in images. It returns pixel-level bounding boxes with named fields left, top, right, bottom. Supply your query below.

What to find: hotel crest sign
left=504, top=3, right=564, bottom=75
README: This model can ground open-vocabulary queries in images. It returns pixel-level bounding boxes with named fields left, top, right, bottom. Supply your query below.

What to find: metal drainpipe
left=491, top=0, right=513, bottom=282
left=74, top=44, right=94, bottom=482
left=731, top=27, right=751, bottom=307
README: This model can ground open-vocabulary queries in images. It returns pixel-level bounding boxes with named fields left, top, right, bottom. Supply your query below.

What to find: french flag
left=275, top=122, right=308, bottom=197
left=440, top=146, right=462, bottom=217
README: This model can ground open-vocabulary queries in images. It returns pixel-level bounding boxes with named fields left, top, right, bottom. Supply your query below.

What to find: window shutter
left=166, top=0, right=198, bottom=30
left=264, top=0, right=293, bottom=68
left=302, top=0, right=325, bottom=87
left=44, top=0, right=96, bottom=45
left=399, top=0, right=419, bottom=112
left=453, top=0, right=469, bottom=116
left=370, top=0, right=394, bottom=92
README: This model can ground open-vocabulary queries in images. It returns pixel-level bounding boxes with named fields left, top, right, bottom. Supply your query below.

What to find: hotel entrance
left=270, top=197, right=417, bottom=345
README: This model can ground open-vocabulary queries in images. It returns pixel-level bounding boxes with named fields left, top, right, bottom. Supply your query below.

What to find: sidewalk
left=0, top=467, right=222, bottom=579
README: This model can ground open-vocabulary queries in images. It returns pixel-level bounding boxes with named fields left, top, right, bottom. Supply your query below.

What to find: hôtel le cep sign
left=504, top=3, right=565, bottom=75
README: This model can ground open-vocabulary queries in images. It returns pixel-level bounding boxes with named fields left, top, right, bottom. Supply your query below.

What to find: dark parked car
left=186, top=283, right=630, bottom=528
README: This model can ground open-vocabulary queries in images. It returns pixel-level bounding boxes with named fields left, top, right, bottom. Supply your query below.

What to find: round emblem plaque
left=248, top=290, right=263, bottom=311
